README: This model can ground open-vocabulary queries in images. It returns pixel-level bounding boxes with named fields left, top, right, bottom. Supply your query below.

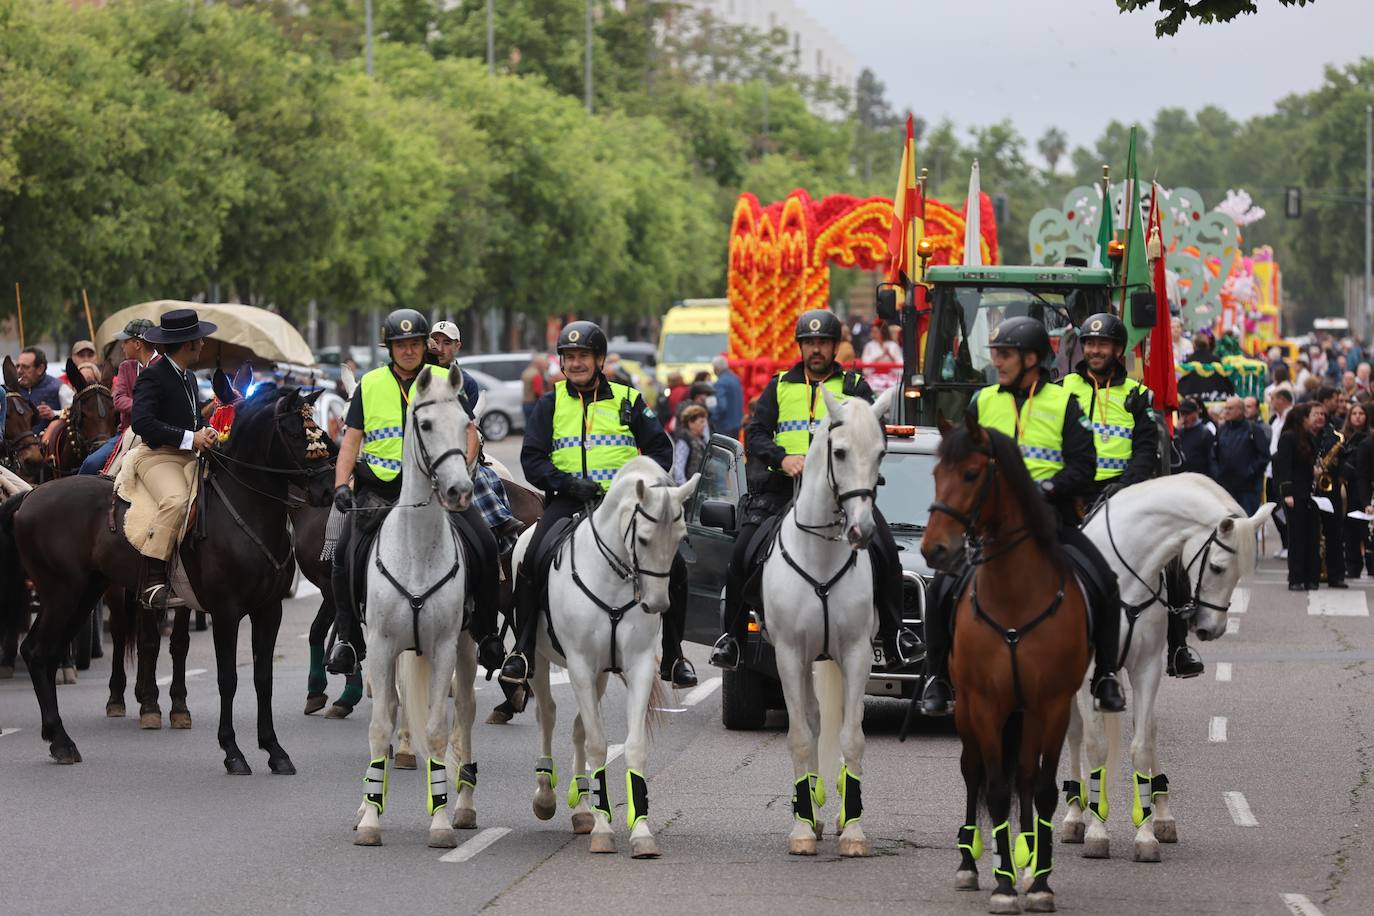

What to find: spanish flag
left=885, top=114, right=924, bottom=285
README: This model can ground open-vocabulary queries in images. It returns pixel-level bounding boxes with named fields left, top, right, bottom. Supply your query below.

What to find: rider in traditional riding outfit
left=1063, top=313, right=1204, bottom=679
left=919, top=316, right=1127, bottom=715
left=709, top=309, right=921, bottom=672
left=498, top=320, right=699, bottom=690
left=325, top=309, right=505, bottom=676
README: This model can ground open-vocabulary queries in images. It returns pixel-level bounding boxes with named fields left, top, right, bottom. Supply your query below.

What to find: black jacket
left=1173, top=422, right=1215, bottom=477
left=1273, top=431, right=1317, bottom=500
left=1354, top=433, right=1374, bottom=510
left=966, top=377, right=1097, bottom=508
left=131, top=354, right=205, bottom=450
left=1069, top=363, right=1160, bottom=488
left=521, top=374, right=671, bottom=497
left=745, top=362, right=872, bottom=498
left=1212, top=417, right=1269, bottom=496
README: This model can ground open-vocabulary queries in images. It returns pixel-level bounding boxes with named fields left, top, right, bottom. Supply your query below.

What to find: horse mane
left=938, top=423, right=1063, bottom=558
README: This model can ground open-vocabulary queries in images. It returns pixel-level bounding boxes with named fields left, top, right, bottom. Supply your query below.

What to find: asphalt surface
left=2, top=451, right=1369, bottom=915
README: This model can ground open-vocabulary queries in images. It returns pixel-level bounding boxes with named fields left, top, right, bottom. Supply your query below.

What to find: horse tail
left=400, top=651, right=433, bottom=757
left=814, top=659, right=844, bottom=784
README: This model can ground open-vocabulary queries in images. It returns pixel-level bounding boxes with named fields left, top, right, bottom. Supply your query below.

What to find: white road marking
left=1308, top=591, right=1370, bottom=617
left=1225, top=617, right=1240, bottom=636
left=1281, top=893, right=1325, bottom=916
left=439, top=826, right=511, bottom=863
left=650, top=707, right=687, bottom=713
left=1223, top=791, right=1258, bottom=827
left=1216, top=662, right=1233, bottom=682
left=0, top=727, right=21, bottom=738
left=156, top=668, right=207, bottom=687
left=607, top=744, right=625, bottom=763
left=1229, top=587, right=1248, bottom=615
left=1209, top=716, right=1227, bottom=743
left=682, top=677, right=722, bottom=707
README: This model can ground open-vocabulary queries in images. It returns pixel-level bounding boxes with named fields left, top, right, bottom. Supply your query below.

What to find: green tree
left=1037, top=127, right=1068, bottom=176
left=1117, top=0, right=1315, bottom=37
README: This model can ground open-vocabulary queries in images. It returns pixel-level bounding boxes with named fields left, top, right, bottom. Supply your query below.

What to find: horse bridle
left=793, top=414, right=885, bottom=541
left=408, top=398, right=470, bottom=504
left=2, top=392, right=41, bottom=464
left=206, top=396, right=328, bottom=503
left=61, top=384, right=114, bottom=461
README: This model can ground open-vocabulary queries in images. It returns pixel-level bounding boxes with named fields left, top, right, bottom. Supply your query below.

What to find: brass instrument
left=1317, top=430, right=1345, bottom=494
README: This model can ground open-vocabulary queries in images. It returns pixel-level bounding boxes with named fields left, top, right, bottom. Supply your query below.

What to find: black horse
left=9, top=385, right=325, bottom=773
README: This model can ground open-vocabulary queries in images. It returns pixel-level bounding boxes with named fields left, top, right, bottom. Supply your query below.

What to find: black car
left=683, top=430, right=939, bottom=729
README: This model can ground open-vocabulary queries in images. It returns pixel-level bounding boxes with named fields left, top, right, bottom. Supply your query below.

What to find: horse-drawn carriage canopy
left=95, top=301, right=314, bottom=371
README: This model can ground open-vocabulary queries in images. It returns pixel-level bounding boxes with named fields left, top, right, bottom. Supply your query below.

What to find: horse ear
left=232, top=362, right=253, bottom=397
left=1218, top=516, right=1236, bottom=536
left=303, top=388, right=323, bottom=406
left=675, top=472, right=701, bottom=503
left=1249, top=502, right=1275, bottom=528
left=2, top=356, right=18, bottom=391
left=820, top=384, right=842, bottom=422
left=416, top=366, right=432, bottom=393
left=339, top=363, right=357, bottom=398
left=871, top=386, right=898, bottom=423
left=448, top=365, right=462, bottom=390
left=211, top=368, right=237, bottom=405
left=636, top=477, right=647, bottom=501
left=66, top=358, right=86, bottom=393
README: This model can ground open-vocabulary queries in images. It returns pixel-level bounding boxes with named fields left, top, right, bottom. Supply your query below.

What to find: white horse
left=762, top=385, right=898, bottom=858
left=1062, top=473, right=1272, bottom=862
left=352, top=365, right=479, bottom=848
left=519, top=458, right=698, bottom=858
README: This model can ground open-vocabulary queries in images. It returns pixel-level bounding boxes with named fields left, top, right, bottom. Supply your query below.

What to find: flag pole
left=80, top=288, right=96, bottom=342
left=1117, top=129, right=1138, bottom=316
left=14, top=283, right=25, bottom=349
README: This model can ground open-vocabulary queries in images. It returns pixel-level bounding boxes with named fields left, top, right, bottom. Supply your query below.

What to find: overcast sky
left=794, top=0, right=1370, bottom=157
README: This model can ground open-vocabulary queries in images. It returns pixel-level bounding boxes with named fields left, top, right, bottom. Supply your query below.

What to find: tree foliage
left=1116, top=0, right=1315, bottom=37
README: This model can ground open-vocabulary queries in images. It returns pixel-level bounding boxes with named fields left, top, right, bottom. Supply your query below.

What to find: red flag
left=1140, top=181, right=1179, bottom=434
left=884, top=114, right=923, bottom=284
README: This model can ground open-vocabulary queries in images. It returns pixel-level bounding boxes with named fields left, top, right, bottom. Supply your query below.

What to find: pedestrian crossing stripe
left=1307, top=591, right=1370, bottom=617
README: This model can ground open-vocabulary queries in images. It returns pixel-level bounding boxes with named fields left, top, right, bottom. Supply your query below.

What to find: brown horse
left=44, top=358, right=117, bottom=477
left=1, top=357, right=47, bottom=484
left=921, top=416, right=1090, bottom=915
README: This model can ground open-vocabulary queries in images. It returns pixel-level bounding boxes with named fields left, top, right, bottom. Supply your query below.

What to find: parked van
left=657, top=299, right=729, bottom=385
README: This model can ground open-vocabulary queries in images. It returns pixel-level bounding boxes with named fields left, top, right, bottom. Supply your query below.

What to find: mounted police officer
left=1064, top=313, right=1203, bottom=678
left=709, top=309, right=920, bottom=672
left=498, top=320, right=698, bottom=689
left=919, top=316, right=1127, bottom=715
left=325, top=308, right=505, bottom=676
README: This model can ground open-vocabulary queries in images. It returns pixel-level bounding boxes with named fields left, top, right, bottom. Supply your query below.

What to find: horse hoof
left=1083, top=836, right=1110, bottom=859
left=50, top=745, right=82, bottom=765
left=630, top=836, right=660, bottom=859
left=788, top=835, right=817, bottom=856
left=169, top=710, right=192, bottom=730
left=323, top=703, right=353, bottom=720
left=0, top=665, right=14, bottom=679
left=838, top=836, right=870, bottom=857
left=393, top=751, right=417, bottom=770
left=139, top=712, right=162, bottom=730
left=1025, top=891, right=1056, bottom=912
left=60, top=667, right=78, bottom=685
left=570, top=812, right=594, bottom=834
left=452, top=808, right=477, bottom=830
left=589, top=833, right=616, bottom=854
left=1153, top=819, right=1178, bottom=843
left=225, top=758, right=252, bottom=776
left=269, top=757, right=297, bottom=776
left=1133, top=839, right=1160, bottom=863
left=989, top=893, right=1022, bottom=914
left=486, top=707, right=513, bottom=725
left=955, top=870, right=979, bottom=891
left=354, top=827, right=382, bottom=847
left=304, top=694, right=327, bottom=715
left=106, top=702, right=126, bottom=718
left=428, top=828, right=458, bottom=849
left=1060, top=820, right=1084, bottom=844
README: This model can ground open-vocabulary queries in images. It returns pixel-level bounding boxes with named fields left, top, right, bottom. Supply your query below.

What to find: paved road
left=2, top=510, right=1370, bottom=914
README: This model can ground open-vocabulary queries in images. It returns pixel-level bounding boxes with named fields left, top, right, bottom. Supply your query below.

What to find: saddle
left=519, top=514, right=581, bottom=658
left=937, top=546, right=1103, bottom=643
left=739, top=514, right=784, bottom=625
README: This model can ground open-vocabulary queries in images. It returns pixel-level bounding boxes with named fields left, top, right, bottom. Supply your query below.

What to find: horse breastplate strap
left=971, top=574, right=1066, bottom=711
left=777, top=526, right=858, bottom=661
left=373, top=516, right=464, bottom=656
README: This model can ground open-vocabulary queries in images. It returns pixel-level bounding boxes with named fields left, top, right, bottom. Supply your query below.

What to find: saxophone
left=1316, top=430, right=1345, bottom=494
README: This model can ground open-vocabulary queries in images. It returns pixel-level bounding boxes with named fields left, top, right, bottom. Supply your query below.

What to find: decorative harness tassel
left=363, top=752, right=389, bottom=814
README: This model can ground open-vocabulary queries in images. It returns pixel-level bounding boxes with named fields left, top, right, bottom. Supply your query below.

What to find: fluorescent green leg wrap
left=625, top=769, right=649, bottom=829
left=811, top=772, right=827, bottom=809
left=425, top=756, right=448, bottom=816
left=567, top=773, right=589, bottom=808
left=307, top=645, right=326, bottom=695
left=536, top=755, right=558, bottom=790
left=958, top=824, right=983, bottom=860
left=837, top=764, right=862, bottom=829
left=1062, top=778, right=1084, bottom=809
left=363, top=753, right=388, bottom=814
left=991, top=821, right=1015, bottom=883
left=1151, top=772, right=1170, bottom=799
left=592, top=766, right=612, bottom=823
left=1033, top=817, right=1054, bottom=877
left=1131, top=770, right=1154, bottom=827
left=457, top=762, right=478, bottom=792
left=1088, top=766, right=1109, bottom=822
left=1013, top=831, right=1033, bottom=870
left=792, top=774, right=818, bottom=827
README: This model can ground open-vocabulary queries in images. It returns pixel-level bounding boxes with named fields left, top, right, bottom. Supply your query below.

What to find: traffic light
left=1285, top=186, right=1302, bottom=219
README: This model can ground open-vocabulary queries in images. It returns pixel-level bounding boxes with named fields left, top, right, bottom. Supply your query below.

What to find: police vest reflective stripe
left=775, top=372, right=855, bottom=456
left=975, top=382, right=1074, bottom=481
left=550, top=380, right=639, bottom=491
left=1062, top=374, right=1146, bottom=480
left=359, top=366, right=407, bottom=481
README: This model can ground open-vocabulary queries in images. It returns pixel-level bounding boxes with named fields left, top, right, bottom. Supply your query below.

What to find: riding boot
left=1165, top=610, right=1204, bottom=678
left=660, top=554, right=698, bottom=688
left=917, top=570, right=955, bottom=716
left=711, top=520, right=758, bottom=671
left=499, top=566, right=538, bottom=685
left=871, top=554, right=923, bottom=666
left=326, top=533, right=364, bottom=676
left=1090, top=576, right=1126, bottom=713
left=456, top=508, right=507, bottom=673
left=140, top=557, right=171, bottom=611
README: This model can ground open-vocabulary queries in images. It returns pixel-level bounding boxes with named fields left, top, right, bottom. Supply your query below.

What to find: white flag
left=963, top=159, right=981, bottom=266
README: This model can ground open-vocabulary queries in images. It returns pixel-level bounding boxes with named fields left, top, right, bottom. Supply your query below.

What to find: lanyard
left=1091, top=375, right=1112, bottom=443
left=1013, top=379, right=1040, bottom=444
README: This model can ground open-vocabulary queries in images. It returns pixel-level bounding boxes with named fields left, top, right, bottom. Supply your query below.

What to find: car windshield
left=927, top=285, right=1109, bottom=386
left=875, top=451, right=937, bottom=529
left=662, top=332, right=727, bottom=364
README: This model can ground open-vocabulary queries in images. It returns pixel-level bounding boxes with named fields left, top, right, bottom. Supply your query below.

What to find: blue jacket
left=1213, top=418, right=1268, bottom=496
left=19, top=374, right=63, bottom=434
left=710, top=368, right=744, bottom=437
left=1174, top=422, right=1215, bottom=477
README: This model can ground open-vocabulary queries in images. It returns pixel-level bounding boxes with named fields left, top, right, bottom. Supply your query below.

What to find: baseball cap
left=431, top=320, right=460, bottom=342
left=114, top=318, right=155, bottom=341
left=72, top=339, right=96, bottom=355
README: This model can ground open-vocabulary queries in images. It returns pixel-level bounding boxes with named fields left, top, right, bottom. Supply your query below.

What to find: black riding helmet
left=382, top=308, right=429, bottom=344
left=988, top=316, right=1052, bottom=364
left=795, top=309, right=842, bottom=341
left=556, top=320, right=608, bottom=359
left=1078, top=312, right=1128, bottom=348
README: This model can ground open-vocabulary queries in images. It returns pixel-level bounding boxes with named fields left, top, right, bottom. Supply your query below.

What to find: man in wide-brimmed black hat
left=126, top=308, right=220, bottom=609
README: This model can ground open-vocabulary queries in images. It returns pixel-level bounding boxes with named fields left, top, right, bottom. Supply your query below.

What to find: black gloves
left=333, top=485, right=354, bottom=512
left=563, top=477, right=602, bottom=503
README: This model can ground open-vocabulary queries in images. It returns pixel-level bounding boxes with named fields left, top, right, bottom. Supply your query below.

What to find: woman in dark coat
left=1273, top=402, right=1325, bottom=591
left=1339, top=402, right=1372, bottom=578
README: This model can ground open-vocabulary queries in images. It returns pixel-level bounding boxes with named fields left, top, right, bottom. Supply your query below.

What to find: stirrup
left=918, top=676, right=954, bottom=717
left=1092, top=672, right=1126, bottom=713
left=498, top=652, right=530, bottom=686
left=1167, top=645, right=1204, bottom=679
left=894, top=628, right=924, bottom=666
left=708, top=635, right=741, bottom=671
left=326, top=642, right=359, bottom=677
